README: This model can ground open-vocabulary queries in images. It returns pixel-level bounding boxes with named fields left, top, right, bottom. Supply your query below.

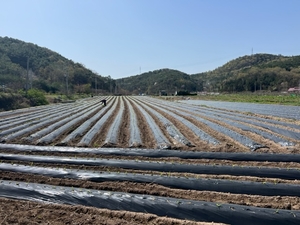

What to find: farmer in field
left=100, top=99, right=107, bottom=106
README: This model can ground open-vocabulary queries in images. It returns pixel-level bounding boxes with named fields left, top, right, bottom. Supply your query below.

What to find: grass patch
left=187, top=93, right=300, bottom=106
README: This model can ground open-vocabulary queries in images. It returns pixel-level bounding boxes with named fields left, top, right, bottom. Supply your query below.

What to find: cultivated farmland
left=0, top=96, right=300, bottom=225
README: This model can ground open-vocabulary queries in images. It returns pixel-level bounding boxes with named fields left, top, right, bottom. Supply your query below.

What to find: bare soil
left=0, top=198, right=224, bottom=225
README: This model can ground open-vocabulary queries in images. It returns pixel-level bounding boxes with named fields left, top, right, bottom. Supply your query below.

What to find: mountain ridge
left=1, top=36, right=300, bottom=95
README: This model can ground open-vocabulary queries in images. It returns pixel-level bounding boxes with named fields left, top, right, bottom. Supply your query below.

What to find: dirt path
left=0, top=198, right=222, bottom=225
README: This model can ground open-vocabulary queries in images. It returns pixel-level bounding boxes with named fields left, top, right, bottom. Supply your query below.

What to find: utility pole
left=65, top=74, right=68, bottom=95
left=260, top=81, right=262, bottom=92
left=110, top=81, right=112, bottom=94
left=109, top=76, right=112, bottom=95
left=26, top=57, right=29, bottom=92
left=29, top=69, right=33, bottom=89
left=65, top=69, right=69, bottom=96
left=117, top=80, right=121, bottom=95
left=95, top=75, right=97, bottom=95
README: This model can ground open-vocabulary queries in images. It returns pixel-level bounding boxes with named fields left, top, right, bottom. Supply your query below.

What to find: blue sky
left=1, top=0, right=300, bottom=79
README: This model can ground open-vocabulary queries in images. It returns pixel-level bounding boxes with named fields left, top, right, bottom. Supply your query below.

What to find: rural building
left=159, top=90, right=167, bottom=96
left=287, top=87, right=300, bottom=93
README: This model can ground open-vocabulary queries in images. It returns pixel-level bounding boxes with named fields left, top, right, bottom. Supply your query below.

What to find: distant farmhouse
left=159, top=90, right=168, bottom=96
left=288, top=87, right=300, bottom=93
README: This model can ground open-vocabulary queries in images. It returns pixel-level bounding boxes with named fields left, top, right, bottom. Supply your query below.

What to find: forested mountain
left=1, top=36, right=300, bottom=96
left=116, top=69, right=198, bottom=95
left=191, top=54, right=300, bottom=92
left=118, top=54, right=300, bottom=94
left=0, top=36, right=115, bottom=95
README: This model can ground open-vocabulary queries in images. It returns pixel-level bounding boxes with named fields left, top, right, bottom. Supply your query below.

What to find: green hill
left=1, top=36, right=300, bottom=98
left=117, top=54, right=300, bottom=95
left=191, top=54, right=300, bottom=92
left=0, top=36, right=114, bottom=95
left=116, top=68, right=198, bottom=95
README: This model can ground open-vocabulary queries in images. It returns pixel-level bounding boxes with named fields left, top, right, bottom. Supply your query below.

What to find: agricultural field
left=0, top=95, right=300, bottom=224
